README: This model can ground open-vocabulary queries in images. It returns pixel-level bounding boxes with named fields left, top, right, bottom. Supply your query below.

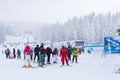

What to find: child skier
left=52, top=48, right=58, bottom=64
left=30, top=48, right=33, bottom=61
left=72, top=47, right=79, bottom=63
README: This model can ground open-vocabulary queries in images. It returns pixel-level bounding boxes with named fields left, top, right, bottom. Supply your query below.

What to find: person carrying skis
left=60, top=45, right=69, bottom=66
left=23, top=45, right=32, bottom=68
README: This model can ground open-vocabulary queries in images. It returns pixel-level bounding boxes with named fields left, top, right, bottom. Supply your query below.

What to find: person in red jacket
left=60, top=45, right=69, bottom=66
left=23, top=45, right=32, bottom=68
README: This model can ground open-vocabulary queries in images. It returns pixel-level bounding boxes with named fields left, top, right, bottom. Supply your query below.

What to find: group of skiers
left=23, top=43, right=80, bottom=68
left=23, top=43, right=57, bottom=67
left=2, top=43, right=81, bottom=68
left=4, top=48, right=21, bottom=59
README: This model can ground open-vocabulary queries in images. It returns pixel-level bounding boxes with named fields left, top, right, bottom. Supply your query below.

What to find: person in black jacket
left=7, top=48, right=11, bottom=59
left=67, top=45, right=72, bottom=61
left=13, top=48, right=16, bottom=59
left=34, top=45, right=39, bottom=63
left=17, top=49, right=21, bottom=59
left=46, top=47, right=52, bottom=64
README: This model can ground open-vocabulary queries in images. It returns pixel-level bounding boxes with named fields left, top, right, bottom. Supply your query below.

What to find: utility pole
left=25, top=30, right=30, bottom=45
left=27, top=34, right=29, bottom=44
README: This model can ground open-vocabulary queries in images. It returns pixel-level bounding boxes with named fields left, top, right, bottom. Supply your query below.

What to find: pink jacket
left=24, top=45, right=30, bottom=55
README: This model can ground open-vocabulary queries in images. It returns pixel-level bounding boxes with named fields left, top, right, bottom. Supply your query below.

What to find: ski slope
left=0, top=45, right=120, bottom=80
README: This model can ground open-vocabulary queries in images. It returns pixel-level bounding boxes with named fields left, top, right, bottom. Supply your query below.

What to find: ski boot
left=67, top=64, right=69, bottom=66
left=23, top=65, right=27, bottom=68
left=38, top=63, right=40, bottom=67
left=27, top=64, right=32, bottom=67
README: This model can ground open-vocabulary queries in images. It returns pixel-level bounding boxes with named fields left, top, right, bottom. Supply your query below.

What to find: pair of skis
left=60, top=65, right=72, bottom=67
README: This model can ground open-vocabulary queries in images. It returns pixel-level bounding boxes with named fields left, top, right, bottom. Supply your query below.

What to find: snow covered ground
left=0, top=45, right=120, bottom=80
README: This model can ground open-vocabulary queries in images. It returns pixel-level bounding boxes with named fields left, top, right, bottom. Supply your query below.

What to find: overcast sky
left=0, top=0, right=120, bottom=24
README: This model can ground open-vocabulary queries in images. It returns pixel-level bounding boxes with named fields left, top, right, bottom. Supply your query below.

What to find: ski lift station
left=53, top=40, right=85, bottom=49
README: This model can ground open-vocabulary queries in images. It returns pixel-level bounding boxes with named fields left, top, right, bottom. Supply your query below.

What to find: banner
left=104, top=36, right=120, bottom=54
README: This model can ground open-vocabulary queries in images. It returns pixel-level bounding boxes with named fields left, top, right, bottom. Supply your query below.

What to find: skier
left=34, top=45, right=39, bottom=63
left=30, top=48, right=33, bottom=61
left=6, top=48, right=11, bottom=59
left=9, top=48, right=14, bottom=59
left=67, top=44, right=72, bottom=61
left=72, top=47, right=79, bottom=63
left=46, top=47, right=52, bottom=64
left=60, top=45, right=69, bottom=66
left=52, top=48, right=58, bottom=64
left=13, top=48, right=16, bottom=59
left=23, top=45, right=32, bottom=68
left=5, top=48, right=8, bottom=59
left=17, top=49, right=21, bottom=59
left=38, top=43, right=46, bottom=67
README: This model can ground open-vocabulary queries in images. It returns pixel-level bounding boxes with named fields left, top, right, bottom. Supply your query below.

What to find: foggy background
left=0, top=0, right=120, bottom=44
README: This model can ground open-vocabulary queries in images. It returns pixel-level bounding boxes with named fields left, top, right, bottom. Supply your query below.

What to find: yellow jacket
left=73, top=49, right=79, bottom=57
